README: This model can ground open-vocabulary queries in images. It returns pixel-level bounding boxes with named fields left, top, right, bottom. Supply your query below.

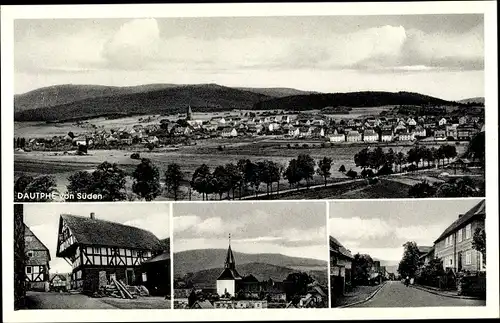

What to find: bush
left=217, top=145, right=224, bottom=151
left=346, top=169, right=357, bottom=179
left=377, top=163, right=393, bottom=176
left=130, top=153, right=140, bottom=160
left=408, top=164, right=418, bottom=172
left=287, top=143, right=291, bottom=149
left=361, top=168, right=375, bottom=178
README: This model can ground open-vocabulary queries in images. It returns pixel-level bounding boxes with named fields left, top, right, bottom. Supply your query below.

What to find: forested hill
left=14, top=84, right=272, bottom=122
left=253, top=91, right=464, bottom=111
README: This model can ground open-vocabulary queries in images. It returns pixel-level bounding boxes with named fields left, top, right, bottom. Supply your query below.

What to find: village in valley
left=14, top=91, right=486, bottom=202
left=172, top=202, right=329, bottom=309
left=14, top=204, right=171, bottom=310
left=328, top=200, right=486, bottom=308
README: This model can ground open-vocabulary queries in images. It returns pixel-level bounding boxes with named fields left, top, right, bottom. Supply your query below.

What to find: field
left=14, top=136, right=475, bottom=201
left=14, top=109, right=480, bottom=201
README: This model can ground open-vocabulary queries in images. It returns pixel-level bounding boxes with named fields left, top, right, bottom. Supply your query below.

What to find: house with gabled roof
left=434, top=200, right=485, bottom=273
left=25, top=224, right=51, bottom=291
left=56, top=212, right=168, bottom=295
left=330, top=236, right=353, bottom=299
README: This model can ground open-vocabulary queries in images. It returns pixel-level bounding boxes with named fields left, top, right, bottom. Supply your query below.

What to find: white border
left=2, top=1, right=499, bottom=321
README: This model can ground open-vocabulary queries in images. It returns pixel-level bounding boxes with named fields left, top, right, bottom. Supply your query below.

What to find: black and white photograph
left=172, top=202, right=328, bottom=309
left=14, top=203, right=171, bottom=310
left=13, top=14, right=485, bottom=203
left=328, top=199, right=486, bottom=308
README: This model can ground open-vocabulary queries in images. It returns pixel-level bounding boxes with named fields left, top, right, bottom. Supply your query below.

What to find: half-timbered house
left=24, top=224, right=51, bottom=291
left=56, top=213, right=168, bottom=295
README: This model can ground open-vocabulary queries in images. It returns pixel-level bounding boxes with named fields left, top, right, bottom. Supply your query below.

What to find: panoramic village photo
left=328, top=199, right=486, bottom=308
left=13, top=15, right=486, bottom=202
left=172, top=202, right=328, bottom=309
left=14, top=203, right=171, bottom=310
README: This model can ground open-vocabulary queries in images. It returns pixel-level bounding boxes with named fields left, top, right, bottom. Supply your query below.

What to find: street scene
left=329, top=199, right=486, bottom=308
left=13, top=15, right=485, bottom=202
left=14, top=203, right=171, bottom=310
left=172, top=202, right=328, bottom=309
left=352, top=280, right=485, bottom=307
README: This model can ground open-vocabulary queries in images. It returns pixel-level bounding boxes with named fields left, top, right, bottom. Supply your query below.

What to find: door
left=125, top=269, right=134, bottom=285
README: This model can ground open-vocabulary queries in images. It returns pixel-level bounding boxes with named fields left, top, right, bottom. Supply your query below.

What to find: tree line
left=14, top=138, right=482, bottom=202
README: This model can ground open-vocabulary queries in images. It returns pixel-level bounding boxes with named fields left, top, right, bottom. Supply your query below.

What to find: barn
left=55, top=212, right=169, bottom=296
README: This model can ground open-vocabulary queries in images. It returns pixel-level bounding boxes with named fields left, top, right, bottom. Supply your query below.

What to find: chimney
left=90, top=212, right=95, bottom=220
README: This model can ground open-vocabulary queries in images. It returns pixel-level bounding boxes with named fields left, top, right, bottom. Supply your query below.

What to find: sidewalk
left=411, top=284, right=482, bottom=300
left=335, top=282, right=386, bottom=308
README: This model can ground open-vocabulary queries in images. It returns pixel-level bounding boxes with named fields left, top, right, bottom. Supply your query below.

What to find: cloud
left=15, top=18, right=483, bottom=76
left=174, top=215, right=201, bottom=233
left=329, top=217, right=391, bottom=240
left=102, top=18, right=161, bottom=69
left=122, top=213, right=169, bottom=240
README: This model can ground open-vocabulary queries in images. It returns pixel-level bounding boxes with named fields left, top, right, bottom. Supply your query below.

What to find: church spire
left=186, top=98, right=193, bottom=121
left=224, top=233, right=236, bottom=269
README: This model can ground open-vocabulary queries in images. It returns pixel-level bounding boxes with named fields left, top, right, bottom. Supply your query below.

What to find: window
left=26, top=266, right=32, bottom=274
left=449, top=234, right=453, bottom=245
left=142, top=273, right=147, bottom=282
left=466, top=224, right=472, bottom=239
left=27, top=251, right=33, bottom=257
left=457, top=229, right=463, bottom=242
left=465, top=251, right=472, bottom=265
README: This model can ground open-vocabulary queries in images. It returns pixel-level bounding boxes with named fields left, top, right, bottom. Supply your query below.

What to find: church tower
left=216, top=234, right=242, bottom=297
left=186, top=100, right=193, bottom=121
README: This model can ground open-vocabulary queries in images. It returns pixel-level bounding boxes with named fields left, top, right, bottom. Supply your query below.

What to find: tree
left=386, top=148, right=396, bottom=169
left=352, top=253, right=374, bottom=286
left=191, top=164, right=211, bottom=201
left=434, top=177, right=478, bottom=197
left=442, top=144, right=457, bottom=164
left=346, top=169, right=357, bottom=179
left=283, top=272, right=313, bottom=302
left=236, top=159, right=250, bottom=199
left=398, top=241, right=421, bottom=278
left=395, top=151, right=406, bottom=173
left=408, top=181, right=437, bottom=198
left=268, top=161, right=282, bottom=195
left=164, top=163, right=184, bottom=201
left=224, top=163, right=242, bottom=199
left=354, top=148, right=370, bottom=170
left=338, top=165, right=346, bottom=173
left=213, top=165, right=231, bottom=200
left=297, top=154, right=316, bottom=188
left=466, top=132, right=485, bottom=165
left=15, top=175, right=58, bottom=202
left=67, top=162, right=127, bottom=201
left=244, top=161, right=261, bottom=196
left=472, top=227, right=486, bottom=265
left=284, top=158, right=301, bottom=189
left=316, top=157, right=333, bottom=187
left=368, top=147, right=386, bottom=170
left=14, top=175, right=35, bottom=198
left=257, top=161, right=271, bottom=196
left=132, top=158, right=162, bottom=201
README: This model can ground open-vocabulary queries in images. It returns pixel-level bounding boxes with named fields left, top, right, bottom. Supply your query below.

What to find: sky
left=173, top=202, right=327, bottom=261
left=14, top=14, right=484, bottom=100
left=23, top=203, right=170, bottom=274
left=328, top=199, right=484, bottom=263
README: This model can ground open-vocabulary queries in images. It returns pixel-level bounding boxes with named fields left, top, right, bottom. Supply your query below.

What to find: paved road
left=26, top=291, right=116, bottom=309
left=353, top=281, right=486, bottom=308
left=25, top=291, right=171, bottom=309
